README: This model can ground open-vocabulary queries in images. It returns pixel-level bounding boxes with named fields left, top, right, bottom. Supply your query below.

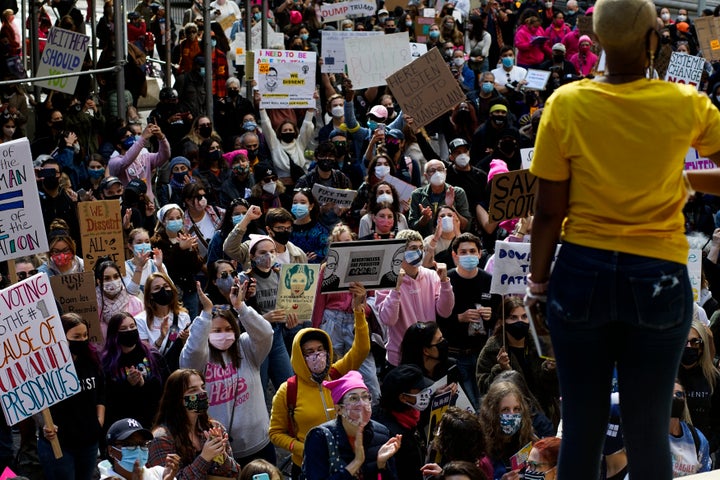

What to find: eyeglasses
left=316, top=156, right=335, bottom=162
left=687, top=338, right=703, bottom=347
left=219, top=270, right=237, bottom=279
left=342, top=392, right=372, bottom=405
left=333, top=141, right=347, bottom=148
left=386, top=138, right=400, bottom=146
left=426, top=167, right=446, bottom=175
left=294, top=187, right=311, bottom=193
left=263, top=176, right=278, bottom=183
left=673, top=390, right=686, bottom=399
left=189, top=194, right=205, bottom=201
left=272, top=226, right=293, bottom=233
left=526, top=461, right=552, bottom=470
left=16, top=270, right=38, bottom=280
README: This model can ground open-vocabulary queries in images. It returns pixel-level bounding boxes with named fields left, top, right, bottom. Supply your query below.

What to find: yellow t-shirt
left=530, top=78, right=720, bottom=265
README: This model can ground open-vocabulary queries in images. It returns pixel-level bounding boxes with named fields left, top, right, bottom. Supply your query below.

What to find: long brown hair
left=142, top=272, right=187, bottom=327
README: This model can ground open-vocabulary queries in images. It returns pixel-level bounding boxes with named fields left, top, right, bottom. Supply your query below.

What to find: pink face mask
left=305, top=351, right=328, bottom=374
left=580, top=44, right=591, bottom=53
left=52, top=252, right=74, bottom=267
left=374, top=216, right=394, bottom=233
left=209, top=332, right=235, bottom=351
left=343, top=402, right=372, bottom=427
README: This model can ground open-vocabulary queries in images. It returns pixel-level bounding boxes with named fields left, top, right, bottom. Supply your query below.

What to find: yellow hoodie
left=268, top=309, right=370, bottom=466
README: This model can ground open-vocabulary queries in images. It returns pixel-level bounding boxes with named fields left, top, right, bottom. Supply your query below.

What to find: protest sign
left=520, top=148, right=534, bottom=170
left=311, top=184, right=357, bottom=209
left=386, top=47, right=465, bottom=128
left=345, top=32, right=411, bottom=89
left=695, top=16, right=720, bottom=63
left=426, top=390, right=452, bottom=450
left=664, top=52, right=704, bottom=89
left=254, top=50, right=317, bottom=108
left=490, top=241, right=561, bottom=295
left=685, top=148, right=715, bottom=171
left=321, top=30, right=382, bottom=74
left=321, top=239, right=406, bottom=292
left=276, top=264, right=320, bottom=321
left=688, top=248, right=702, bottom=302
left=231, top=23, right=284, bottom=66
left=577, top=16, right=594, bottom=37
left=49, top=272, right=101, bottom=343
left=218, top=14, right=237, bottom=32
left=510, top=442, right=534, bottom=470
left=320, top=0, right=376, bottom=22
left=0, top=273, right=81, bottom=425
left=524, top=69, right=551, bottom=90
left=383, top=175, right=415, bottom=209
left=488, top=169, right=538, bottom=223
left=409, top=42, right=428, bottom=60
left=414, top=16, right=436, bottom=43
left=0, top=138, right=49, bottom=262
left=77, top=200, right=124, bottom=276
left=35, top=27, right=91, bottom=94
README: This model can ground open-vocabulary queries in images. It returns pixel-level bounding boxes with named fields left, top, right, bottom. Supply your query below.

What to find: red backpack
left=285, top=368, right=341, bottom=437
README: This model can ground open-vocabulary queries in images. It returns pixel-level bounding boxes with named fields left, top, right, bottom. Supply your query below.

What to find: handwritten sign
left=490, top=241, right=561, bottom=295
left=254, top=49, right=317, bottom=108
left=77, top=200, right=124, bottom=276
left=35, top=27, right=90, bottom=94
left=344, top=32, right=412, bottom=89
left=0, top=138, right=48, bottom=262
left=695, top=16, right=720, bottom=62
left=688, top=248, right=701, bottom=302
left=576, top=15, right=594, bottom=37
left=386, top=47, right=465, bottom=128
left=276, top=264, right=320, bottom=321
left=321, top=239, right=405, bottom=292
left=320, top=0, right=376, bottom=22
left=231, top=22, right=284, bottom=66
left=320, top=30, right=382, bottom=74
left=664, top=52, right=703, bottom=90
left=0, top=273, right=80, bottom=425
left=488, top=169, right=538, bottom=223
left=414, top=16, right=436, bottom=43
left=685, top=148, right=715, bottom=170
left=524, top=69, right=551, bottom=90
left=49, top=272, right=101, bottom=343
left=311, top=184, right=357, bottom=209
left=520, top=148, right=534, bottom=170
left=383, top=175, right=415, bottom=209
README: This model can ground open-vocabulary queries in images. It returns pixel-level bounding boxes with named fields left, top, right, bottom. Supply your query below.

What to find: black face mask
left=68, top=339, right=89, bottom=356
left=491, top=116, right=507, bottom=128
left=272, top=230, right=291, bottom=245
left=227, top=89, right=239, bottom=98
left=334, top=145, right=347, bottom=158
left=681, top=346, right=701, bottom=367
left=671, top=397, right=685, bottom=418
left=208, top=150, right=222, bottom=163
left=104, top=194, right=122, bottom=201
left=43, top=176, right=60, bottom=190
left=151, top=288, right=173, bottom=306
left=280, top=132, right=296, bottom=143
left=318, top=159, right=334, bottom=172
left=505, top=321, right=529, bottom=340
left=117, top=329, right=140, bottom=348
left=52, top=119, right=65, bottom=130
left=198, top=125, right=212, bottom=137
left=499, top=140, right=517, bottom=155
left=430, top=338, right=449, bottom=363
left=246, top=148, right=258, bottom=159
left=661, top=36, right=672, bottom=44
left=552, top=54, right=565, bottom=63
left=385, top=27, right=396, bottom=34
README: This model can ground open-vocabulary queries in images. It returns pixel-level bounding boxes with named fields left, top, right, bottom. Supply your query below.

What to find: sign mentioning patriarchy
left=664, top=52, right=704, bottom=90
left=311, top=184, right=357, bottom=209
left=344, top=32, right=412, bottom=90
left=320, top=0, right=376, bottom=22
left=490, top=241, right=561, bottom=295
left=78, top=200, right=125, bottom=276
left=0, top=138, right=49, bottom=262
left=488, top=169, right=538, bottom=223
left=321, top=239, right=406, bottom=293
left=35, top=27, right=91, bottom=94
left=386, top=47, right=465, bottom=129
left=49, top=272, right=102, bottom=343
left=254, top=49, right=317, bottom=109
left=0, top=273, right=80, bottom=425
left=276, top=264, right=321, bottom=321
left=320, top=30, right=383, bottom=74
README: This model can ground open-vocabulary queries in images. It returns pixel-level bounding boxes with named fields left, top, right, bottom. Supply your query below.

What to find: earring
left=648, top=51, right=655, bottom=79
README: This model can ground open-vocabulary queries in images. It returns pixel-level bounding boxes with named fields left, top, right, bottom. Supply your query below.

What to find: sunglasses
left=219, top=270, right=237, bottom=279
left=17, top=270, right=38, bottom=280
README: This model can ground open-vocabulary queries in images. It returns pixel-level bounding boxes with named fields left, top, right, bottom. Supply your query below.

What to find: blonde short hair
left=594, top=0, right=657, bottom=53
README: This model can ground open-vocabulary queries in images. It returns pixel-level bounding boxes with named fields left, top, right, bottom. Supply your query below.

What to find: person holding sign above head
left=39, top=313, right=105, bottom=480
left=527, top=0, right=720, bottom=477
left=37, top=220, right=84, bottom=276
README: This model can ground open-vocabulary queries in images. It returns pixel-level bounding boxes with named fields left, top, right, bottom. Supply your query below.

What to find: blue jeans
left=454, top=352, right=480, bottom=410
left=38, top=438, right=98, bottom=480
left=261, top=323, right=294, bottom=396
left=548, top=242, right=692, bottom=479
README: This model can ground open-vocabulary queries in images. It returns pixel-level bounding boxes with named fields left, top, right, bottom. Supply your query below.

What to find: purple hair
left=102, top=311, right=161, bottom=381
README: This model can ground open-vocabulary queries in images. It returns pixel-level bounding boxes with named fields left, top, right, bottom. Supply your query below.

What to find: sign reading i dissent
left=78, top=200, right=125, bottom=276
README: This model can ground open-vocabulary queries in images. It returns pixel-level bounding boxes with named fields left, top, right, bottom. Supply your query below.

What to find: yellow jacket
left=268, top=309, right=370, bottom=466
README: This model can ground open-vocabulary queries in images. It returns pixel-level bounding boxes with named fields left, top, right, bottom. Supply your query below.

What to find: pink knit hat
left=289, top=10, right=302, bottom=25
left=223, top=149, right=248, bottom=167
left=579, top=35, right=592, bottom=46
left=323, top=370, right=367, bottom=405
left=487, top=159, right=509, bottom=181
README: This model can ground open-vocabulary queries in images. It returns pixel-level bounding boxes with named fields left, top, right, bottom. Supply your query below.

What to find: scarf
left=96, top=286, right=133, bottom=323
left=392, top=409, right=420, bottom=429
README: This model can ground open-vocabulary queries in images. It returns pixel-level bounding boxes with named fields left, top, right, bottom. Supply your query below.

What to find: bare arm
left=529, top=179, right=569, bottom=283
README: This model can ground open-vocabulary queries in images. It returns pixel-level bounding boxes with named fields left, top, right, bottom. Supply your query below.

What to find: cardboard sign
left=688, top=248, right=702, bottom=302
left=0, top=273, right=80, bottom=425
left=664, top=52, right=704, bottom=90
left=695, top=16, right=720, bottom=62
left=49, top=272, right=102, bottom=344
left=35, top=27, right=91, bottom=94
left=311, top=184, right=357, bottom=209
left=490, top=241, right=561, bottom=295
left=276, top=264, right=320, bottom=321
left=0, top=138, right=49, bottom=262
left=685, top=148, right=715, bottom=170
left=576, top=16, right=593, bottom=37
left=524, top=69, right=551, bottom=90
left=520, top=148, right=534, bottom=170
left=320, top=30, right=383, bottom=74
left=320, top=0, right=376, bottom=22
left=488, top=169, right=538, bottom=223
left=77, top=200, right=125, bottom=276
left=344, top=32, right=412, bottom=89
left=254, top=49, right=317, bottom=108
left=386, top=47, right=465, bottom=128
left=414, top=16, right=436, bottom=43
left=218, top=13, right=237, bottom=32
left=321, top=239, right=406, bottom=292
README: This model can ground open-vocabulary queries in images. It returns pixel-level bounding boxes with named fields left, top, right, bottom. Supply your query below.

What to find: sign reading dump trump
left=35, top=27, right=91, bottom=94
left=320, top=0, right=376, bottom=22
left=386, top=47, right=465, bottom=129
left=321, top=239, right=406, bottom=293
left=488, top=169, right=538, bottom=223
left=664, top=52, right=704, bottom=90
left=0, top=138, right=49, bottom=263
left=0, top=273, right=80, bottom=425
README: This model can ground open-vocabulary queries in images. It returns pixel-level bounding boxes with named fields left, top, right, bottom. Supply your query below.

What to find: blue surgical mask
left=367, top=120, right=378, bottom=131
left=115, top=446, right=149, bottom=473
left=429, top=30, right=440, bottom=39
left=502, top=57, right=514, bottom=68
left=232, top=214, right=245, bottom=225
left=122, top=136, right=136, bottom=150
left=133, top=243, right=152, bottom=255
left=499, top=412, right=522, bottom=435
left=481, top=81, right=494, bottom=94
left=216, top=276, right=234, bottom=293
left=211, top=38, right=217, bottom=48
left=300, top=33, right=309, bottom=41
left=89, top=168, right=105, bottom=179
left=199, top=67, right=206, bottom=76
left=243, top=120, right=257, bottom=131
left=253, top=12, right=261, bottom=21
left=458, top=254, right=479, bottom=270
left=291, top=203, right=309, bottom=219
left=166, top=219, right=184, bottom=233
left=404, top=249, right=423, bottom=266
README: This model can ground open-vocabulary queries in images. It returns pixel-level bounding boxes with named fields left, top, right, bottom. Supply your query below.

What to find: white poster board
left=35, top=27, right=90, bottom=94
left=344, top=32, right=412, bottom=89
left=254, top=49, right=317, bottom=108
left=320, top=0, right=377, bottom=22
left=311, top=184, right=357, bottom=209
left=231, top=22, right=284, bottom=66
left=321, top=239, right=406, bottom=292
left=524, top=69, right=551, bottom=90
left=688, top=248, right=702, bottom=302
left=664, top=52, right=704, bottom=90
left=520, top=148, right=534, bottom=170
left=684, top=148, right=715, bottom=170
left=320, top=30, right=383, bottom=74
left=490, top=241, right=561, bottom=295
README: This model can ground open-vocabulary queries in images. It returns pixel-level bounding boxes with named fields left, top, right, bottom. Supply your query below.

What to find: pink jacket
left=375, top=267, right=454, bottom=366
left=562, top=29, right=580, bottom=59
left=569, top=51, right=598, bottom=76
left=108, top=136, right=171, bottom=204
left=514, top=24, right=549, bottom=66
left=544, top=23, right=571, bottom=46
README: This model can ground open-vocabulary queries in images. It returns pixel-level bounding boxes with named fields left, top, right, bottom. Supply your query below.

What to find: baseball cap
left=368, top=105, right=388, bottom=120
left=449, top=138, right=469, bottom=152
left=126, top=178, right=147, bottom=194
left=100, top=176, right=122, bottom=191
left=106, top=418, right=153, bottom=444
left=551, top=42, right=566, bottom=53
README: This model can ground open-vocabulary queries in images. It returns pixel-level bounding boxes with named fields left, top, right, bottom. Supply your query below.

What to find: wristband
left=289, top=440, right=295, bottom=452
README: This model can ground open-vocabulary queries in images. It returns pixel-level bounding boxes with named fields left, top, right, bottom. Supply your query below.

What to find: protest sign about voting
left=0, top=138, right=49, bottom=263
left=490, top=241, right=561, bottom=295
left=35, top=27, right=91, bottom=94
left=320, top=30, right=382, bottom=74
left=488, top=169, right=538, bottom=223
left=0, top=273, right=80, bottom=425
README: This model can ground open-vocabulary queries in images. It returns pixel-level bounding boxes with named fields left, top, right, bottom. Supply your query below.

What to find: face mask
left=166, top=219, right=184, bottom=233
left=375, top=165, right=390, bottom=178
left=481, top=81, right=494, bottom=94
left=232, top=214, right=245, bottom=225
left=209, top=332, right=235, bottom=351
left=291, top=203, right=309, bottom=219
left=552, top=53, right=565, bottom=63
left=253, top=252, right=275, bottom=270
left=429, top=30, right=440, bottom=39
left=262, top=181, right=277, bottom=195
left=545, top=1, right=552, bottom=7
left=233, top=165, right=249, bottom=176
left=198, top=125, right=212, bottom=137
left=117, top=329, right=140, bottom=348
left=502, top=56, right=514, bottom=68
left=344, top=27, right=353, bottom=31
left=184, top=391, right=209, bottom=412
left=43, top=176, right=60, bottom=190
left=499, top=139, right=516, bottom=154
left=430, top=337, right=449, bottom=362
left=122, top=136, right=136, bottom=150
left=455, top=153, right=470, bottom=168
left=199, top=67, right=206, bottom=77
left=253, top=12, right=261, bottom=20
left=280, top=132, right=295, bottom=143
left=677, top=14, right=687, bottom=22
left=458, top=254, right=479, bottom=270
left=211, top=38, right=217, bottom=47
left=68, top=339, right=89, bottom=356
left=246, top=148, right=259, bottom=159
left=406, top=20, right=413, bottom=27
left=243, top=121, right=257, bottom=131
left=343, top=401, right=372, bottom=427
left=499, top=412, right=522, bottom=435
left=661, top=12, right=670, bottom=21
left=441, top=216, right=454, bottom=232
left=453, top=57, right=464, bottom=67
left=671, top=397, right=685, bottom=418
left=3, top=126, right=15, bottom=138
left=524, top=470, right=548, bottom=480
left=374, top=216, right=394, bottom=232
left=681, top=346, right=701, bottom=366
left=377, top=193, right=393, bottom=204
left=506, top=321, right=529, bottom=340
left=334, top=143, right=347, bottom=158
left=305, top=351, right=328, bottom=374
left=554, top=19, right=564, bottom=27
left=52, top=119, right=65, bottom=130
left=579, top=44, right=591, bottom=53
left=300, top=33, right=309, bottom=41
left=52, top=252, right=74, bottom=267
left=103, top=279, right=123, bottom=296
left=404, top=249, right=423, bottom=266
left=367, top=120, right=378, bottom=131
left=385, top=27, right=396, bottom=34
left=172, top=171, right=189, bottom=184
left=492, top=116, right=507, bottom=128
left=215, top=276, right=234, bottom=294
left=115, top=446, right=149, bottom=473
left=331, top=105, right=344, bottom=118
left=151, top=288, right=173, bottom=306
left=272, top=230, right=291, bottom=245
left=228, top=89, right=239, bottom=98
left=402, top=387, right=432, bottom=411
left=208, top=150, right=222, bottom=163
left=318, top=159, right=334, bottom=172
left=430, top=171, right=446, bottom=186
left=445, top=48, right=454, bottom=57
left=89, top=168, right=105, bottom=179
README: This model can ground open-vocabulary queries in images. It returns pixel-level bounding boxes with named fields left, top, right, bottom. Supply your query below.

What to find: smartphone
left=238, top=271, right=249, bottom=285
left=147, top=115, right=156, bottom=125
left=377, top=124, right=386, bottom=134
left=253, top=474, right=270, bottom=480
left=76, top=188, right=87, bottom=198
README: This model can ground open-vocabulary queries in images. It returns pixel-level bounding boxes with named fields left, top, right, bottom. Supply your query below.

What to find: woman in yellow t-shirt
left=528, top=0, right=720, bottom=478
